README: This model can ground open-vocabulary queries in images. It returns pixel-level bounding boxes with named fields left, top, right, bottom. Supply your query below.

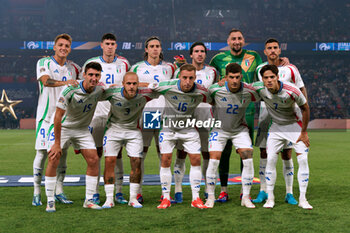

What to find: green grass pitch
left=0, top=129, right=349, bottom=233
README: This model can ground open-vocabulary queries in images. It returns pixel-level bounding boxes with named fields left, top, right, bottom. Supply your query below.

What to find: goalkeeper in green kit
left=209, top=29, right=262, bottom=202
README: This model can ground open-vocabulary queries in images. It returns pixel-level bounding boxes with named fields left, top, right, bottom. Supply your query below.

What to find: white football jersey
left=149, top=79, right=210, bottom=130
left=36, top=56, right=80, bottom=123
left=54, top=80, right=106, bottom=129
left=104, top=87, right=158, bottom=130
left=80, top=56, right=130, bottom=117
left=252, top=81, right=307, bottom=125
left=209, top=82, right=259, bottom=132
left=174, top=65, right=217, bottom=89
left=256, top=62, right=304, bottom=89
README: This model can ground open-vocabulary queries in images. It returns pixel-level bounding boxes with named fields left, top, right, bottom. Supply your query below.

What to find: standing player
left=45, top=62, right=105, bottom=212
left=81, top=33, right=130, bottom=205
left=253, top=38, right=308, bottom=205
left=209, top=29, right=262, bottom=202
left=131, top=36, right=175, bottom=202
left=205, top=63, right=258, bottom=208
left=102, top=72, right=158, bottom=209
left=33, top=33, right=80, bottom=206
left=172, top=42, right=217, bottom=203
left=148, top=64, right=210, bottom=209
left=253, top=65, right=312, bottom=209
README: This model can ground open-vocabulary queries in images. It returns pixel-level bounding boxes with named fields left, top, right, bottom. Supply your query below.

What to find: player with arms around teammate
left=45, top=62, right=105, bottom=212
left=205, top=63, right=259, bottom=208
left=33, top=33, right=80, bottom=206
left=253, top=65, right=312, bottom=209
left=253, top=38, right=308, bottom=205
left=209, top=29, right=262, bottom=202
left=147, top=64, right=210, bottom=209
left=172, top=42, right=217, bottom=203
left=102, top=72, right=158, bottom=209
left=131, top=36, right=175, bottom=202
left=81, top=33, right=130, bottom=205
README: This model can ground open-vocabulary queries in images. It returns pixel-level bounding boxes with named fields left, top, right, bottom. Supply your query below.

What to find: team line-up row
left=32, top=30, right=312, bottom=212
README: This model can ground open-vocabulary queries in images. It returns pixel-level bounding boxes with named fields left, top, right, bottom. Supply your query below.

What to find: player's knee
left=281, top=149, right=292, bottom=160
left=105, top=156, right=117, bottom=166
left=260, top=148, right=267, bottom=159
left=238, top=149, right=253, bottom=160
left=176, top=149, right=187, bottom=159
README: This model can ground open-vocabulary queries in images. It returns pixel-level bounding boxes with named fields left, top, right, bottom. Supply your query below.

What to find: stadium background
left=0, top=1, right=349, bottom=232
left=0, top=0, right=349, bottom=128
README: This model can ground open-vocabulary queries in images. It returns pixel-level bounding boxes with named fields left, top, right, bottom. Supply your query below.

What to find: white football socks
left=33, top=150, right=47, bottom=195
left=45, top=176, right=56, bottom=203
left=206, top=159, right=219, bottom=199
left=297, top=153, right=309, bottom=200
left=190, top=165, right=201, bottom=200
left=283, top=158, right=294, bottom=194
left=160, top=167, right=172, bottom=199
left=242, top=158, right=254, bottom=197
left=259, top=158, right=267, bottom=192
left=174, top=158, right=186, bottom=193
left=86, top=175, right=98, bottom=200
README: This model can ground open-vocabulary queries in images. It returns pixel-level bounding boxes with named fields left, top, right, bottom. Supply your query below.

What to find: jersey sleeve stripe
left=288, top=67, right=296, bottom=83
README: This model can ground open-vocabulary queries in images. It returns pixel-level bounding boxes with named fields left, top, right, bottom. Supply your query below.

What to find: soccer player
left=131, top=36, right=175, bottom=202
left=80, top=33, right=130, bottom=205
left=209, top=28, right=262, bottom=202
left=147, top=64, right=210, bottom=209
left=102, top=72, right=158, bottom=209
left=253, top=38, right=308, bottom=205
left=32, top=33, right=80, bottom=206
left=172, top=42, right=217, bottom=203
left=205, top=63, right=258, bottom=208
left=253, top=64, right=312, bottom=209
left=44, top=62, right=105, bottom=212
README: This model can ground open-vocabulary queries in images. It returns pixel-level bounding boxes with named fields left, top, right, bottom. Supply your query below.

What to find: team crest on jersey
left=244, top=59, right=250, bottom=67
left=162, top=68, right=167, bottom=75
left=58, top=97, right=65, bottom=104
left=116, top=66, right=121, bottom=73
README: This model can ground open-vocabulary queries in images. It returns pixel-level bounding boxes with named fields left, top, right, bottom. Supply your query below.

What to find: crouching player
left=148, top=64, right=211, bottom=209
left=205, top=63, right=259, bottom=208
left=45, top=62, right=105, bottom=212
left=253, top=64, right=312, bottom=209
left=102, top=72, right=158, bottom=208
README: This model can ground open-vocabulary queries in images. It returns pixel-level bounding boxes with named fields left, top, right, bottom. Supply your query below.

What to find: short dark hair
left=265, top=38, right=280, bottom=46
left=226, top=63, right=242, bottom=75
left=144, top=36, right=164, bottom=61
left=190, top=42, right=207, bottom=55
left=260, top=64, right=279, bottom=77
left=228, top=28, right=243, bottom=36
left=180, top=64, right=196, bottom=73
left=101, top=33, right=117, bottom=42
left=84, top=62, right=102, bottom=73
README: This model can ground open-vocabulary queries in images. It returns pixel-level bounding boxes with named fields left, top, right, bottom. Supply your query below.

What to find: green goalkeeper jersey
left=209, top=49, right=262, bottom=83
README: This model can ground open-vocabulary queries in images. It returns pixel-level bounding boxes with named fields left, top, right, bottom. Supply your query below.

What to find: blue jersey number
left=177, top=102, right=188, bottom=112
left=154, top=75, right=160, bottom=82
left=273, top=103, right=278, bottom=110
left=196, top=80, right=202, bottom=84
left=159, top=133, right=164, bottom=143
left=106, top=74, right=114, bottom=84
left=124, top=108, right=130, bottom=115
left=83, top=104, right=92, bottom=113
left=62, top=76, right=67, bottom=81
left=88, top=126, right=93, bottom=134
left=40, top=128, right=45, bottom=139
left=226, top=104, right=238, bottom=114
left=209, top=132, right=218, bottom=142
left=49, top=132, right=55, bottom=141
left=103, top=136, right=107, bottom=146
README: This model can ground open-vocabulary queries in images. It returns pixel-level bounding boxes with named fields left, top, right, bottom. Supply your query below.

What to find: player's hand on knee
left=48, top=144, right=62, bottom=161
left=296, top=132, right=310, bottom=147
